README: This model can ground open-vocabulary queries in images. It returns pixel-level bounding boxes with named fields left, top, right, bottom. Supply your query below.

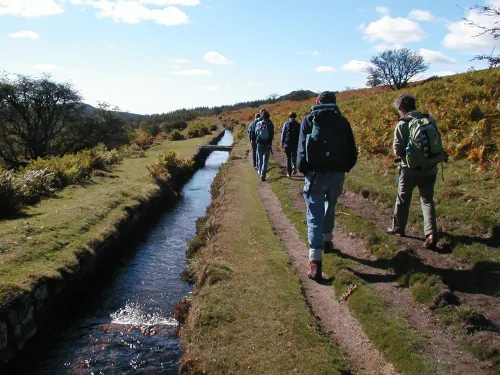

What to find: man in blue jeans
left=281, top=111, right=300, bottom=177
left=297, top=91, right=357, bottom=280
left=256, top=110, right=274, bottom=181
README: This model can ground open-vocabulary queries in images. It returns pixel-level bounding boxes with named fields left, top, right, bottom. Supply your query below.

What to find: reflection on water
left=26, top=131, right=233, bottom=375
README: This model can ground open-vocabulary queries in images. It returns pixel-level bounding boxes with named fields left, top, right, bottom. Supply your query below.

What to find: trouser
left=257, top=144, right=271, bottom=178
left=251, top=142, right=257, bottom=168
left=284, top=145, right=297, bottom=175
left=392, top=169, right=438, bottom=236
left=303, top=171, right=345, bottom=261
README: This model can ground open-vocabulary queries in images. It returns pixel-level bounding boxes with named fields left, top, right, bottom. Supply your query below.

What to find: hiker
left=297, top=91, right=357, bottom=280
left=387, top=93, right=443, bottom=249
left=255, top=110, right=274, bottom=181
left=248, top=113, right=260, bottom=169
left=280, top=112, right=300, bottom=177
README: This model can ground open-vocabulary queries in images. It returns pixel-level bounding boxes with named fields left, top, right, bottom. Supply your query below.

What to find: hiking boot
left=286, top=173, right=291, bottom=177
left=324, top=241, right=334, bottom=253
left=261, top=175, right=266, bottom=182
left=307, top=261, right=322, bottom=280
left=424, top=232, right=438, bottom=249
left=292, top=167, right=297, bottom=175
left=387, top=227, right=405, bottom=237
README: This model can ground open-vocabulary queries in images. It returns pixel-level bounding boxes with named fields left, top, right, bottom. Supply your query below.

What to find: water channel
left=24, top=130, right=233, bottom=375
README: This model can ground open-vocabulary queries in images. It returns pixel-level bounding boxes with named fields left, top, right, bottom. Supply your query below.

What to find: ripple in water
left=110, top=302, right=178, bottom=326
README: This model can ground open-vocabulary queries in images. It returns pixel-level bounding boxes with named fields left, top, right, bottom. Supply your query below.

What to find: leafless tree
left=367, top=48, right=430, bottom=90
left=366, top=72, right=382, bottom=88
left=464, top=4, right=500, bottom=67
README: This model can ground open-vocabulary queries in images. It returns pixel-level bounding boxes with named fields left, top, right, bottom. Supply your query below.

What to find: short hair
left=289, top=111, right=297, bottom=119
left=260, top=108, right=267, bottom=114
left=261, top=110, right=270, bottom=120
left=394, top=93, right=416, bottom=112
left=317, top=91, right=336, bottom=104
left=255, top=113, right=260, bottom=119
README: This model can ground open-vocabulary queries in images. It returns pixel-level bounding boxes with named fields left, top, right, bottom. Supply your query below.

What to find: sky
left=1, top=0, right=499, bottom=114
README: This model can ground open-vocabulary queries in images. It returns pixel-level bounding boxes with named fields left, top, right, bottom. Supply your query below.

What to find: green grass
left=0, top=130, right=219, bottom=306
left=266, top=158, right=442, bottom=375
left=181, top=140, right=350, bottom=375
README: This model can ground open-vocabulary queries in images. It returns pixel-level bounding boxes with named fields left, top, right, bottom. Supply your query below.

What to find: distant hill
left=79, top=103, right=145, bottom=121
left=278, top=90, right=318, bottom=101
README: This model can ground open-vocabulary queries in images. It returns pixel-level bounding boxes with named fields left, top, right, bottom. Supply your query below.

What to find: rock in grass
left=430, top=289, right=461, bottom=310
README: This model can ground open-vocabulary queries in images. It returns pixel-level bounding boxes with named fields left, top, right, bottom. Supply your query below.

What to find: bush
left=147, top=150, right=194, bottom=182
left=168, top=129, right=185, bottom=141
left=0, top=170, right=20, bottom=217
left=16, top=168, right=57, bottom=204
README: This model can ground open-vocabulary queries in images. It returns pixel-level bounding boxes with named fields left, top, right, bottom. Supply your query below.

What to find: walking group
left=248, top=91, right=444, bottom=281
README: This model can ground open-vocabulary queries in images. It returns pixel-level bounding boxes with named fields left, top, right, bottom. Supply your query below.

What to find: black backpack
left=284, top=120, right=299, bottom=144
left=305, top=107, right=349, bottom=172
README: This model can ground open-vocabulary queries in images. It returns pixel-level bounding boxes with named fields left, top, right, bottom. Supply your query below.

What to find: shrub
left=16, top=168, right=57, bottom=204
left=168, top=129, right=185, bottom=141
left=0, top=170, right=20, bottom=217
left=147, top=150, right=194, bottom=182
left=134, top=130, right=154, bottom=149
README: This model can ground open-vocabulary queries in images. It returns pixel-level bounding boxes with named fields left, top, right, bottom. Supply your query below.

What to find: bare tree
left=464, top=4, right=499, bottom=67
left=0, top=74, right=83, bottom=166
left=367, top=48, right=430, bottom=90
left=366, top=72, right=382, bottom=88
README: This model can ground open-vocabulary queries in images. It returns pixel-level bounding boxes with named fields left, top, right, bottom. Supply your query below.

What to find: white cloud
left=203, top=51, right=233, bottom=65
left=72, top=1, right=190, bottom=26
left=342, top=60, right=373, bottom=72
left=0, top=0, right=64, bottom=17
left=8, top=30, right=40, bottom=39
left=169, top=69, right=212, bottom=76
left=364, top=16, right=426, bottom=44
left=247, top=81, right=261, bottom=87
left=316, top=66, right=337, bottom=73
left=442, top=8, right=500, bottom=51
left=408, top=9, right=434, bottom=22
left=296, top=50, right=320, bottom=56
left=139, top=0, right=199, bottom=5
left=201, top=85, right=221, bottom=91
left=419, top=48, right=458, bottom=64
left=356, top=23, right=365, bottom=30
left=376, top=6, right=390, bottom=16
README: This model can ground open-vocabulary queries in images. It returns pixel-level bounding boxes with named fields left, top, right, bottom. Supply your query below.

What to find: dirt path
left=266, top=148, right=493, bottom=375
left=257, top=178, right=398, bottom=375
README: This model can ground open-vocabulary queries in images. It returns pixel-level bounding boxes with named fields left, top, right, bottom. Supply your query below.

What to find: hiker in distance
left=280, top=111, right=300, bottom=177
left=297, top=91, right=357, bottom=280
left=248, top=113, right=261, bottom=169
left=255, top=110, right=275, bottom=182
left=387, top=93, right=443, bottom=249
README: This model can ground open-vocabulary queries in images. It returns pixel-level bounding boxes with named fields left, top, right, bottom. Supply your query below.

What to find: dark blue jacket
left=297, top=104, right=357, bottom=174
left=280, top=119, right=300, bottom=148
left=248, top=119, right=259, bottom=141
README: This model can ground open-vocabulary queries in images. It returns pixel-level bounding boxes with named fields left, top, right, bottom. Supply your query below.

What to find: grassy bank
left=180, top=139, right=350, bottom=374
left=266, top=159, right=442, bottom=375
left=0, top=130, right=219, bottom=306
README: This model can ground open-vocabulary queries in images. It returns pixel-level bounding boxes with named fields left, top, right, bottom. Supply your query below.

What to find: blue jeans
left=257, top=144, right=271, bottom=178
left=303, top=171, right=345, bottom=261
left=251, top=142, right=257, bottom=168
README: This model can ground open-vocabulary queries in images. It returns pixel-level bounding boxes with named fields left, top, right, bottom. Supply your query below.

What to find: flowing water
left=25, top=131, right=233, bottom=375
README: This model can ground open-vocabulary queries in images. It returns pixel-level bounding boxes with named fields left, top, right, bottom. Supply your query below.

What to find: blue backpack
left=256, top=120, right=271, bottom=142
left=305, top=105, right=349, bottom=172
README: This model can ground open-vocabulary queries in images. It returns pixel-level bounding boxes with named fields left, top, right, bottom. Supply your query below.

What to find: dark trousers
left=284, top=146, right=297, bottom=175
left=251, top=142, right=257, bottom=168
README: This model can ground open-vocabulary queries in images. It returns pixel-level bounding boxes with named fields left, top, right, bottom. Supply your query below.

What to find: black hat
left=317, top=91, right=336, bottom=104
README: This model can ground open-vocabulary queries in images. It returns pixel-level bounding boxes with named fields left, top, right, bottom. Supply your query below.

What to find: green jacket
left=393, top=110, right=438, bottom=175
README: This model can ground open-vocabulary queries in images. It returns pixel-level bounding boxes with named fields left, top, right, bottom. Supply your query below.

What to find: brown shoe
left=387, top=227, right=405, bottom=237
left=308, top=261, right=322, bottom=280
left=424, top=233, right=438, bottom=249
left=324, top=241, right=334, bottom=253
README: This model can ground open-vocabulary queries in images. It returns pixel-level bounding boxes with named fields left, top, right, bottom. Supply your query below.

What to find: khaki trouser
left=392, top=167, right=438, bottom=236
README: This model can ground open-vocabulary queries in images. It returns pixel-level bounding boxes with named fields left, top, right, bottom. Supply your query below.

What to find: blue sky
left=1, top=0, right=499, bottom=114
